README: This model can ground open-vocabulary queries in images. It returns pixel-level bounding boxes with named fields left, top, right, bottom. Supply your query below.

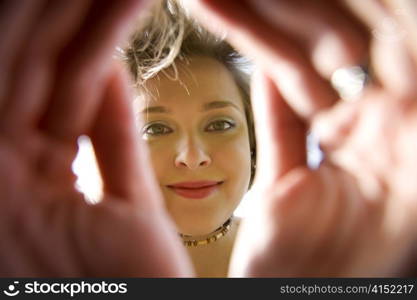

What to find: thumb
left=251, top=70, right=308, bottom=186
left=90, top=64, right=163, bottom=210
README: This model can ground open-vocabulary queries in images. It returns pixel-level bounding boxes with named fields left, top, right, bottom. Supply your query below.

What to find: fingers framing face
left=251, top=71, right=307, bottom=185
left=344, top=0, right=417, bottom=99
left=0, top=0, right=92, bottom=131
left=90, top=65, right=163, bottom=209
left=187, top=0, right=370, bottom=120
left=39, top=0, right=150, bottom=142
left=0, top=0, right=45, bottom=120
left=38, top=0, right=150, bottom=142
left=388, top=0, right=417, bottom=64
left=0, top=0, right=150, bottom=142
left=245, top=0, right=370, bottom=78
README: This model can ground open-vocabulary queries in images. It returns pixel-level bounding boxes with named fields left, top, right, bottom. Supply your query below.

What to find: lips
left=167, top=181, right=223, bottom=199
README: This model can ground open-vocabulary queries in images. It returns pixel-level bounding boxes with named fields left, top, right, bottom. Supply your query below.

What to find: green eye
left=143, top=123, right=173, bottom=136
left=205, top=120, right=235, bottom=132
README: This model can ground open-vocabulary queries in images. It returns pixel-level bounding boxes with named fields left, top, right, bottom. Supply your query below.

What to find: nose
left=175, top=139, right=211, bottom=170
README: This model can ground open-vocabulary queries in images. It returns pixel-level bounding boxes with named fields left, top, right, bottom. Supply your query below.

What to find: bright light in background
left=72, top=136, right=102, bottom=204
left=331, top=66, right=368, bottom=101
left=307, top=132, right=324, bottom=169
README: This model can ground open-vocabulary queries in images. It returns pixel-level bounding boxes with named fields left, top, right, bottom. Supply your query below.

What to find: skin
left=137, top=56, right=252, bottom=277
left=184, top=0, right=417, bottom=276
left=3, top=0, right=417, bottom=278
left=0, top=0, right=193, bottom=277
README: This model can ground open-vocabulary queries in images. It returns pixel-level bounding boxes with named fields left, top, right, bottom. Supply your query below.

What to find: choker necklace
left=179, top=217, right=233, bottom=247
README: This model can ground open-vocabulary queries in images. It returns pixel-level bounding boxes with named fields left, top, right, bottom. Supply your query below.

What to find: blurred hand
left=0, top=0, right=192, bottom=277
left=186, top=0, right=417, bottom=276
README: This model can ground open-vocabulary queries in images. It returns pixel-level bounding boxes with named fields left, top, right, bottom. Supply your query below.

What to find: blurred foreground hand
left=0, top=0, right=193, bottom=277
left=185, top=0, right=417, bottom=276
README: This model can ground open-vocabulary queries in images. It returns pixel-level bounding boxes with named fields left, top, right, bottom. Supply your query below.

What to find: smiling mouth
left=167, top=181, right=223, bottom=199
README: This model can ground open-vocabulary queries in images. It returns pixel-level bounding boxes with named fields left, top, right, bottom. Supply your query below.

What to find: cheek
left=212, top=137, right=251, bottom=217
left=212, top=134, right=251, bottom=185
left=147, top=140, right=173, bottom=182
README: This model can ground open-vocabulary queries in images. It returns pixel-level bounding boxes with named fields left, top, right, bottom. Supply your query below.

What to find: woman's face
left=138, top=56, right=251, bottom=235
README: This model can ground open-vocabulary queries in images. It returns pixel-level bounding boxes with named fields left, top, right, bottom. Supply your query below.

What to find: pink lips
left=167, top=181, right=222, bottom=199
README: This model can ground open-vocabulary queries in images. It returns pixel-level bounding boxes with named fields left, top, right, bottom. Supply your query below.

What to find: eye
left=143, top=123, right=173, bottom=136
left=205, top=119, right=235, bottom=132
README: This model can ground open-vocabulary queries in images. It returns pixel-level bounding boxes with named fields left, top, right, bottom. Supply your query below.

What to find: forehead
left=137, top=56, right=244, bottom=111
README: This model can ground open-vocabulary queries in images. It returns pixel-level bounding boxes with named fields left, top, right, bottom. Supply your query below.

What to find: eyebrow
left=141, top=100, right=241, bottom=114
left=202, top=101, right=241, bottom=112
left=141, top=106, right=171, bottom=114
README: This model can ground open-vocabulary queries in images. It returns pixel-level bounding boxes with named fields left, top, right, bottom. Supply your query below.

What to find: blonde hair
left=121, top=0, right=256, bottom=185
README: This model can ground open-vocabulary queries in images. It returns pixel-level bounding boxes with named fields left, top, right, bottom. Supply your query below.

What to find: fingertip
left=311, top=101, right=358, bottom=151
